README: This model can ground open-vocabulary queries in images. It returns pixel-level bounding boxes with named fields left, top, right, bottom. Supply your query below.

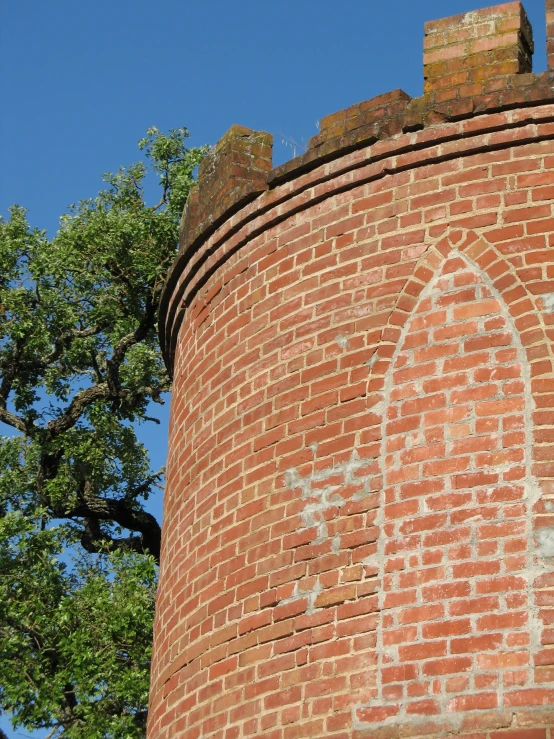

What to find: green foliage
left=0, top=512, right=156, bottom=737
left=0, top=127, right=208, bottom=736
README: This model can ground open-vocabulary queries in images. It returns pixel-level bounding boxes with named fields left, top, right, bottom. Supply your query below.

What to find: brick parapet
left=161, top=103, right=554, bottom=372
left=179, top=124, right=273, bottom=261
left=423, top=2, right=534, bottom=93
left=160, top=1, right=554, bottom=374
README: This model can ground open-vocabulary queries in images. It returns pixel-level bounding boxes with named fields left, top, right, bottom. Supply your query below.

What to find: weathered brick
left=149, top=3, right=554, bottom=737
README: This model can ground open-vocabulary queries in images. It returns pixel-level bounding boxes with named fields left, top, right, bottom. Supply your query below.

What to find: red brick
left=447, top=692, right=498, bottom=711
left=451, top=634, right=503, bottom=654
left=398, top=640, right=448, bottom=662
left=151, top=21, right=554, bottom=737
left=422, top=656, right=473, bottom=676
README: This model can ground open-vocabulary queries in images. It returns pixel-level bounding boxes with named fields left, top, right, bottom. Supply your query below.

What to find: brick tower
left=148, top=3, right=554, bottom=737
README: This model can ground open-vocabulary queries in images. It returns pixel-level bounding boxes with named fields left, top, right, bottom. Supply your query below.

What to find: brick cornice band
left=161, top=105, right=554, bottom=374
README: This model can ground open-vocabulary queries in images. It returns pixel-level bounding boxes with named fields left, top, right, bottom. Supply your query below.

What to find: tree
left=0, top=127, right=207, bottom=737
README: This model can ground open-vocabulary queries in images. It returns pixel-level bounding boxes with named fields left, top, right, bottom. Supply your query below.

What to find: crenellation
left=423, top=2, right=534, bottom=93
left=162, top=7, right=553, bottom=342
left=179, top=124, right=273, bottom=260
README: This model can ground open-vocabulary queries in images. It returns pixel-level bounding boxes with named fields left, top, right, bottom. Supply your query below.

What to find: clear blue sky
left=0, top=0, right=549, bottom=735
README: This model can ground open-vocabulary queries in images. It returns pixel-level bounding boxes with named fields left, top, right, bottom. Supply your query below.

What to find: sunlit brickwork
left=149, top=2, right=554, bottom=737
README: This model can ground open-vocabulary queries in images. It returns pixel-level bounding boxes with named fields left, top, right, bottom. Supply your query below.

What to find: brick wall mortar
left=353, top=246, right=546, bottom=733
left=148, top=134, right=554, bottom=737
left=149, top=4, right=554, bottom=737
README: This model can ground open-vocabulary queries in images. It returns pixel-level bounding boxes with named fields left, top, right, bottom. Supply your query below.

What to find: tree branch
left=0, top=406, right=27, bottom=433
left=0, top=338, right=21, bottom=404
left=4, top=615, right=45, bottom=654
left=149, top=195, right=167, bottom=212
left=106, top=296, right=156, bottom=394
left=126, top=468, right=165, bottom=499
left=47, top=383, right=109, bottom=438
left=44, top=325, right=103, bottom=366
left=79, top=504, right=161, bottom=562
left=0, top=339, right=33, bottom=434
left=44, top=725, right=62, bottom=739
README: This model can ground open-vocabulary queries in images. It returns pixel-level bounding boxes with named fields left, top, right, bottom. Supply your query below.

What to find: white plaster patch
left=284, top=450, right=377, bottom=612
left=536, top=528, right=554, bottom=558
left=541, top=293, right=554, bottom=313
left=280, top=580, right=323, bottom=615
left=286, top=450, right=371, bottom=541
left=367, top=350, right=378, bottom=368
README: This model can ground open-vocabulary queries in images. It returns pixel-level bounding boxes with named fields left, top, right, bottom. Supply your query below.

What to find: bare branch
left=149, top=195, right=167, bottom=212
left=126, top=468, right=165, bottom=499
left=150, top=168, right=170, bottom=212
left=44, top=724, right=62, bottom=739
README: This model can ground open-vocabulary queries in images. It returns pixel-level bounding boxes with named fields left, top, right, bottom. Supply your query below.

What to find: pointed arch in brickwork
left=355, top=229, right=554, bottom=732
left=366, top=228, right=554, bottom=519
left=369, top=228, right=553, bottom=378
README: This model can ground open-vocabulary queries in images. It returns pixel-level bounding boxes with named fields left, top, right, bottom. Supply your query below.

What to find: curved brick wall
left=149, top=3, right=554, bottom=738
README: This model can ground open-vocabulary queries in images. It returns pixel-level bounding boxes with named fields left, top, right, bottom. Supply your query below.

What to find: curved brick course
left=149, top=3, right=554, bottom=737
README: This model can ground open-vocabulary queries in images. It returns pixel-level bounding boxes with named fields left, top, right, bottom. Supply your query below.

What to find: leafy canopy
left=0, top=513, right=156, bottom=738
left=0, top=127, right=207, bottom=737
